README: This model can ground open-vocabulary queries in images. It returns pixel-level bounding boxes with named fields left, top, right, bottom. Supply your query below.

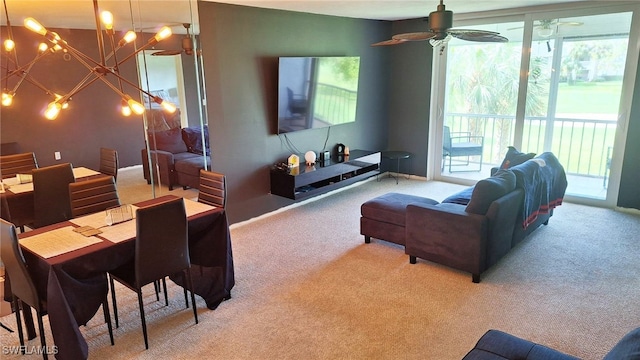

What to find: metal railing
left=445, top=113, right=617, bottom=178
left=313, top=83, right=357, bottom=125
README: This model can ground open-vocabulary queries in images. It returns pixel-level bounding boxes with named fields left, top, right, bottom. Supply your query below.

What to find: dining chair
left=0, top=152, right=38, bottom=179
left=99, top=148, right=119, bottom=181
left=198, top=169, right=226, bottom=208
left=32, top=163, right=75, bottom=228
left=0, top=218, right=49, bottom=358
left=108, top=197, right=198, bottom=349
left=1, top=219, right=115, bottom=358
left=69, top=176, right=121, bottom=218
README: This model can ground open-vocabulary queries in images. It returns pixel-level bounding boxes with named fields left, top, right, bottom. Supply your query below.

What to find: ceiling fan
left=510, top=19, right=583, bottom=38
left=151, top=23, right=195, bottom=56
left=372, top=0, right=508, bottom=47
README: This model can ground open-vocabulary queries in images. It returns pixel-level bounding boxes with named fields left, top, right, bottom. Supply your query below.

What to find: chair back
left=33, top=163, right=75, bottom=228
left=198, top=169, right=226, bottom=208
left=135, top=197, right=189, bottom=286
left=99, top=148, right=119, bottom=181
left=69, top=176, right=121, bottom=218
left=443, top=126, right=452, bottom=152
left=0, top=219, right=41, bottom=310
left=0, top=152, right=38, bottom=179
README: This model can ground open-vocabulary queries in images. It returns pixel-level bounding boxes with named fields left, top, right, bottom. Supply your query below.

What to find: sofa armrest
left=405, top=203, right=488, bottom=279
left=463, top=330, right=580, bottom=360
left=142, top=149, right=176, bottom=186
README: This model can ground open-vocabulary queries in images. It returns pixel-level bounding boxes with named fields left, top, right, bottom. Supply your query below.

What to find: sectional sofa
left=361, top=151, right=567, bottom=282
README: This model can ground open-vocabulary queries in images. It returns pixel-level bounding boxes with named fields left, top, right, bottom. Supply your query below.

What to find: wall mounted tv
left=277, top=56, right=360, bottom=134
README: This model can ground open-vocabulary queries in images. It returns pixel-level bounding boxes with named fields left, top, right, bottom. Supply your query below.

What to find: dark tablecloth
left=13, top=195, right=234, bottom=360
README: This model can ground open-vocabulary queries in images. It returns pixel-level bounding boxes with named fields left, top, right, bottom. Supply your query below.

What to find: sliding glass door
left=432, top=3, right=639, bottom=207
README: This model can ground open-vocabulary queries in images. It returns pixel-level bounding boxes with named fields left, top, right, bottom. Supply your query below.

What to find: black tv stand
left=270, top=150, right=381, bottom=200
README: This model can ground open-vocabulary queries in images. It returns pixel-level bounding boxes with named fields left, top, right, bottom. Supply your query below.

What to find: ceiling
left=1, top=0, right=597, bottom=34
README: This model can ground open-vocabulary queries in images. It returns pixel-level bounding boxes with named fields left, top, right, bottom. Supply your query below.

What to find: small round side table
left=380, top=150, right=413, bottom=184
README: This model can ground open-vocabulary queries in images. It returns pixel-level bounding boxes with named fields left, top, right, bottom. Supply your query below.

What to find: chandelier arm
left=105, top=69, right=161, bottom=101
left=2, top=0, right=19, bottom=66
left=116, top=38, right=164, bottom=67
left=60, top=72, right=103, bottom=102
left=9, top=61, right=37, bottom=92
left=92, top=0, right=107, bottom=66
left=105, top=31, right=127, bottom=94
left=3, top=50, right=52, bottom=83
left=19, top=74, right=58, bottom=97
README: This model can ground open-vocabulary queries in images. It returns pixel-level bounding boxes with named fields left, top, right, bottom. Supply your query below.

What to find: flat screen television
left=277, top=56, right=360, bottom=134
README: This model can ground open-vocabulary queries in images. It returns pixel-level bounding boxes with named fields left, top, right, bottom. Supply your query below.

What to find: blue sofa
left=463, top=327, right=640, bottom=360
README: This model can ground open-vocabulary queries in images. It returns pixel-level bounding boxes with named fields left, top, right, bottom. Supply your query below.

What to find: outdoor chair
left=442, top=126, right=484, bottom=173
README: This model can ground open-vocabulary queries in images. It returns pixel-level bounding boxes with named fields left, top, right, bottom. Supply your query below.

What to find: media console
left=270, top=150, right=381, bottom=200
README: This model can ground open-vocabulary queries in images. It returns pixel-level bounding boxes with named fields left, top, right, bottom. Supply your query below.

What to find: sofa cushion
left=466, top=170, right=516, bottom=215
left=182, top=125, right=210, bottom=155
left=149, top=127, right=188, bottom=154
left=603, top=327, right=640, bottom=360
left=442, top=186, right=474, bottom=206
left=500, top=146, right=536, bottom=169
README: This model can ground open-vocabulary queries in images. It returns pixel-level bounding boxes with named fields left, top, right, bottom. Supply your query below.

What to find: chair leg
left=182, top=271, right=189, bottom=309
left=36, top=311, right=48, bottom=360
left=136, top=288, right=149, bottom=350
left=154, top=280, right=160, bottom=302
left=162, top=278, right=169, bottom=306
left=102, top=299, right=115, bottom=346
left=13, top=298, right=25, bottom=353
left=185, top=268, right=198, bottom=325
left=109, top=275, right=119, bottom=328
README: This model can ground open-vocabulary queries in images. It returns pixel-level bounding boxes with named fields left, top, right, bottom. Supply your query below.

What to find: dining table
left=0, top=167, right=105, bottom=231
left=11, top=195, right=235, bottom=360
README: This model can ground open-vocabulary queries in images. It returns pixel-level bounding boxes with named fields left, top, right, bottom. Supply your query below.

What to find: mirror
left=0, top=0, right=207, bottom=202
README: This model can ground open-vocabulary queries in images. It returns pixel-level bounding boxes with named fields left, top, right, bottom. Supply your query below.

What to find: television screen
left=277, top=56, right=360, bottom=134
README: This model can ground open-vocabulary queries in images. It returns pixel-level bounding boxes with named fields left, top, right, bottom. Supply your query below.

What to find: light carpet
left=1, top=171, right=639, bottom=359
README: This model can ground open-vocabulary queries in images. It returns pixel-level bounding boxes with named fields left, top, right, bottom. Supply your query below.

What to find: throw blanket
left=510, top=152, right=567, bottom=229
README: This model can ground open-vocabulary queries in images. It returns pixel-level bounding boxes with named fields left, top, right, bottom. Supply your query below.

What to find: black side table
left=380, top=151, right=412, bottom=184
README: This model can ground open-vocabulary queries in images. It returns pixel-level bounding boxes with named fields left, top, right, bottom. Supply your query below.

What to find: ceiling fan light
left=538, top=27, right=554, bottom=38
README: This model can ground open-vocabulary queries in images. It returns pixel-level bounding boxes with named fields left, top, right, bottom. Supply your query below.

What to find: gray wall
left=198, top=3, right=392, bottom=223
left=386, top=19, right=434, bottom=176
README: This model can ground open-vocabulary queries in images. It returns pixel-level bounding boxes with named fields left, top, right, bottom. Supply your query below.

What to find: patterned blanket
left=510, top=152, right=567, bottom=229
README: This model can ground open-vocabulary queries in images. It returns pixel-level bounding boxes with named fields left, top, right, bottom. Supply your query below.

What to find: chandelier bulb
left=153, top=26, right=172, bottom=43
left=2, top=91, right=14, bottom=107
left=24, top=17, right=48, bottom=36
left=100, top=11, right=114, bottom=31
left=4, top=39, right=15, bottom=52
left=44, top=101, right=62, bottom=120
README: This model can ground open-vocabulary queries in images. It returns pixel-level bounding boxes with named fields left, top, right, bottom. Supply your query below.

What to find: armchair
left=443, top=126, right=484, bottom=173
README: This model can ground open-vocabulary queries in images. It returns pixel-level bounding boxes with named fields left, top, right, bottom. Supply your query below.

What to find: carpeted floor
left=1, top=170, right=639, bottom=359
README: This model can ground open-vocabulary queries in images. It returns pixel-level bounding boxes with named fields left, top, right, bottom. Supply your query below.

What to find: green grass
left=556, top=81, right=622, bottom=114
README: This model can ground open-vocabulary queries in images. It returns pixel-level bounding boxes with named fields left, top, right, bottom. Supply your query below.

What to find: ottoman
left=360, top=192, right=439, bottom=246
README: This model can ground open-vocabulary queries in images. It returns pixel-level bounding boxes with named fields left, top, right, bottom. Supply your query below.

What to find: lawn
left=556, top=80, right=622, bottom=115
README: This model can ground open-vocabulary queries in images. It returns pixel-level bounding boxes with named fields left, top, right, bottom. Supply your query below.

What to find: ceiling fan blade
left=151, top=49, right=183, bottom=56
left=448, top=29, right=508, bottom=43
left=371, top=38, right=408, bottom=46
left=392, top=32, right=437, bottom=41
left=557, top=21, right=583, bottom=26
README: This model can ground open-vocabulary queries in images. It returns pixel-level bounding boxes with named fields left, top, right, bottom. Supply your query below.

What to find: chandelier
left=2, top=0, right=177, bottom=120
left=1, top=0, right=58, bottom=108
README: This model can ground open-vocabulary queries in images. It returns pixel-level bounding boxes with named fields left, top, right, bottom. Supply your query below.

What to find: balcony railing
left=445, top=113, right=617, bottom=179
